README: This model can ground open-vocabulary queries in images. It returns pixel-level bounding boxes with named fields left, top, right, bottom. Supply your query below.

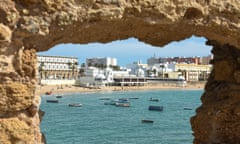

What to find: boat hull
left=142, top=119, right=154, bottom=123
left=46, top=100, right=59, bottom=103
left=148, top=105, right=163, bottom=111
left=68, top=103, right=82, bottom=107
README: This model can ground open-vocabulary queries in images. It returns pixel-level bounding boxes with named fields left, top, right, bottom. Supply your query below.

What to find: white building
left=86, top=57, right=117, bottom=67
left=168, top=63, right=212, bottom=81
left=37, top=55, right=79, bottom=85
left=78, top=66, right=146, bottom=87
left=126, top=60, right=147, bottom=77
left=112, top=68, right=131, bottom=77
left=78, top=67, right=114, bottom=87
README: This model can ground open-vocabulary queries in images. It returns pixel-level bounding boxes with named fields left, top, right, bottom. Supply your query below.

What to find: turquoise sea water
left=40, top=89, right=202, bottom=144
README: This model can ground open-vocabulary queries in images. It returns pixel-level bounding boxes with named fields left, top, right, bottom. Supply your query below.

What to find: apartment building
left=37, top=55, right=79, bottom=85
left=147, top=56, right=201, bottom=65
left=168, top=63, right=212, bottom=81
left=86, top=57, right=117, bottom=67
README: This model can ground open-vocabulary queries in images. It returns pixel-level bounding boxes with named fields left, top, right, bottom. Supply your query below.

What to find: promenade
left=37, top=82, right=206, bottom=96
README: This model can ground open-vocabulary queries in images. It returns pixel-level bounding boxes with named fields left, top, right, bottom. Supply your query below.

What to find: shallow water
left=40, top=89, right=202, bottom=144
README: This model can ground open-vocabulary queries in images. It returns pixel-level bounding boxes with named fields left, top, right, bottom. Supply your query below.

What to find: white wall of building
left=38, top=55, right=78, bottom=71
left=78, top=76, right=106, bottom=87
left=86, top=57, right=117, bottom=67
left=78, top=67, right=115, bottom=87
left=112, top=70, right=130, bottom=77
left=40, top=79, right=76, bottom=85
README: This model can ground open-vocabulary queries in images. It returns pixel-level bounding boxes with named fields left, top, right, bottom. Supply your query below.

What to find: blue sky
left=38, top=36, right=212, bottom=66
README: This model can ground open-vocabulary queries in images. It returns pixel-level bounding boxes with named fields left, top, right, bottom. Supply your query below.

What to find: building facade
left=37, top=55, right=79, bottom=84
left=168, top=63, right=212, bottom=81
left=199, top=55, right=213, bottom=65
left=147, top=56, right=212, bottom=65
left=86, top=57, right=117, bottom=67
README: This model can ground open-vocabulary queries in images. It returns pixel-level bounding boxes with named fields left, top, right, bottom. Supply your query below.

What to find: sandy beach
left=36, top=81, right=206, bottom=96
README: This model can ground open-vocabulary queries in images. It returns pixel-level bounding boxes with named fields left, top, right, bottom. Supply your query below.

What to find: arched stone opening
left=1, top=1, right=240, bottom=144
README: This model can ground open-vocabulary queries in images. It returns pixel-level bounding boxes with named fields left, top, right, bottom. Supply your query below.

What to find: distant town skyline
left=38, top=36, right=212, bottom=66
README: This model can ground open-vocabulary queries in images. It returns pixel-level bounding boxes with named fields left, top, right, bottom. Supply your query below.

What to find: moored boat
left=115, top=103, right=130, bottom=107
left=149, top=97, right=160, bottom=102
left=184, top=107, right=192, bottom=110
left=142, top=119, right=154, bottom=123
left=148, top=105, right=163, bottom=111
left=56, top=95, right=63, bottom=98
left=128, top=97, right=139, bottom=99
left=104, top=100, right=118, bottom=105
left=46, top=100, right=59, bottom=103
left=99, top=97, right=111, bottom=100
left=104, top=98, right=129, bottom=105
left=118, top=98, right=129, bottom=102
left=68, top=103, right=82, bottom=107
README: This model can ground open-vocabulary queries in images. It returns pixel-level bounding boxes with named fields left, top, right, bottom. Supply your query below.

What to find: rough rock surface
left=0, top=0, right=240, bottom=143
left=191, top=41, right=240, bottom=144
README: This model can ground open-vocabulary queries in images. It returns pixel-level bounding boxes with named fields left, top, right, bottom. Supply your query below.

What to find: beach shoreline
left=37, top=81, right=206, bottom=96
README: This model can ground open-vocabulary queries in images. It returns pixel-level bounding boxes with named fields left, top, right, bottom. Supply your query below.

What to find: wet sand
left=37, top=82, right=206, bottom=96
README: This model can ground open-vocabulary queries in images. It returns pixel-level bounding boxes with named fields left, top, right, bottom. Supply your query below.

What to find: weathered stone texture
left=0, top=82, right=33, bottom=114
left=0, top=24, right=12, bottom=42
left=1, top=0, right=240, bottom=143
left=191, top=42, right=240, bottom=144
left=0, top=113, right=42, bottom=144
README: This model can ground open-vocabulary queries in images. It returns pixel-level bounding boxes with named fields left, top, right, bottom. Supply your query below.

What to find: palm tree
left=153, top=69, right=157, bottom=77
left=67, top=62, right=73, bottom=79
left=88, top=63, right=92, bottom=67
left=111, top=65, right=120, bottom=71
left=94, top=63, right=98, bottom=68
left=146, top=69, right=151, bottom=77
left=38, top=62, right=45, bottom=79
left=81, top=63, right=85, bottom=68
left=73, top=62, right=78, bottom=79
left=68, top=61, right=79, bottom=79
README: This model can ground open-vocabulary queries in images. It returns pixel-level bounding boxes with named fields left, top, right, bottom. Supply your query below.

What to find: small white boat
left=115, top=103, right=130, bottom=107
left=68, top=103, right=82, bottom=107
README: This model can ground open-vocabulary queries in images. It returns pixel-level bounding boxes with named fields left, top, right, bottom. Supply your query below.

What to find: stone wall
left=0, top=48, right=43, bottom=143
left=0, top=0, right=240, bottom=143
left=191, top=41, right=240, bottom=144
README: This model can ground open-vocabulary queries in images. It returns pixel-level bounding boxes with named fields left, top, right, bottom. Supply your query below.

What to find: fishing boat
left=118, top=98, right=129, bottom=102
left=115, top=103, right=130, bottom=107
left=99, top=97, right=111, bottom=100
left=104, top=99, right=118, bottom=105
left=148, top=105, right=163, bottom=111
left=184, top=107, right=192, bottom=110
left=68, top=103, right=82, bottom=107
left=149, top=97, right=160, bottom=102
left=142, top=119, right=154, bottom=123
left=128, top=97, right=139, bottom=99
left=56, top=95, right=63, bottom=98
left=104, top=98, right=130, bottom=106
left=46, top=100, right=59, bottom=103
